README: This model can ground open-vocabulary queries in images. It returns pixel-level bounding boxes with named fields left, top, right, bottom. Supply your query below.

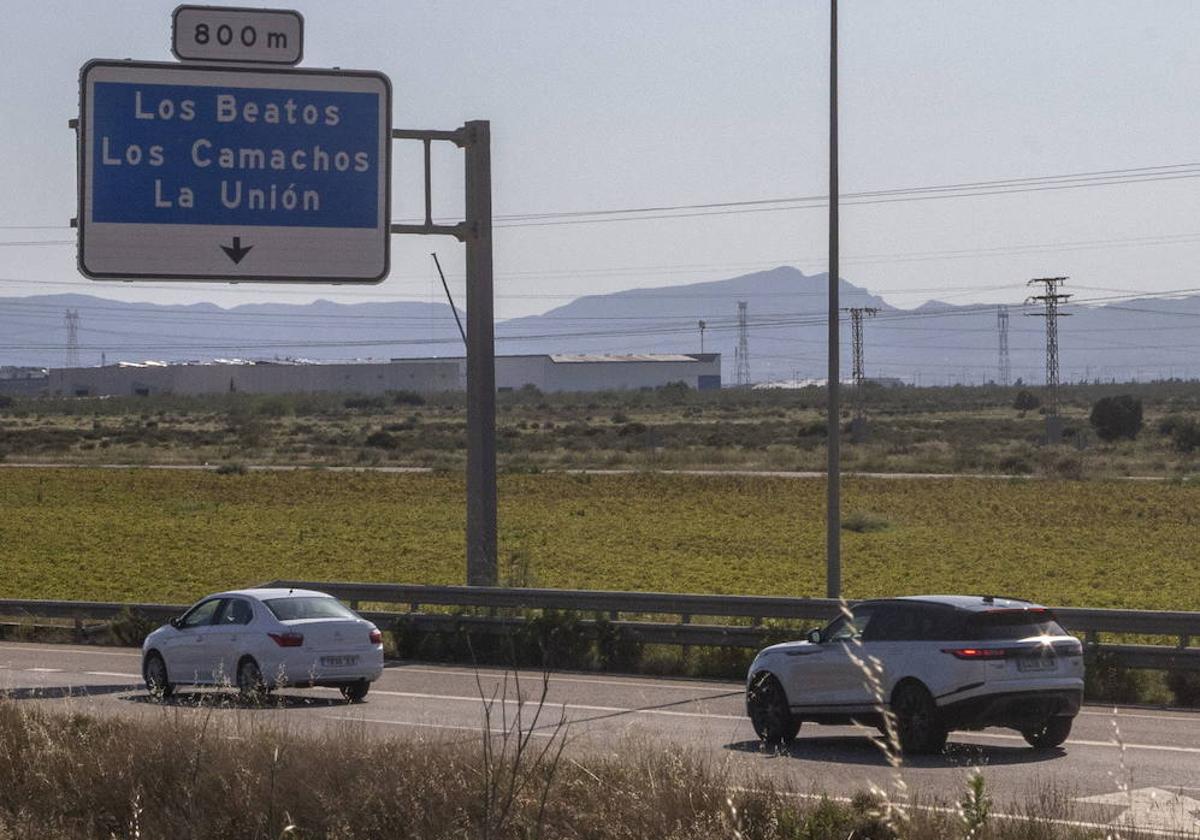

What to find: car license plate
left=1017, top=656, right=1057, bottom=672
left=321, top=655, right=359, bottom=667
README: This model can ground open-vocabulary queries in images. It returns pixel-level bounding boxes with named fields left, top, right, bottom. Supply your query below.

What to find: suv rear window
left=966, top=609, right=1066, bottom=640
left=264, top=597, right=357, bottom=621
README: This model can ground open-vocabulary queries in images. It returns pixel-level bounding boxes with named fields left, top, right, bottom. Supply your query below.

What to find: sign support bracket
left=390, top=122, right=497, bottom=586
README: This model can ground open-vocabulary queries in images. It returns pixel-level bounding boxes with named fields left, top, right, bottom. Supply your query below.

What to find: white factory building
left=36, top=353, right=721, bottom=397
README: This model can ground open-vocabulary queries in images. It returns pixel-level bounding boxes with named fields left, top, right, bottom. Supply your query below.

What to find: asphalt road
left=3, top=641, right=1199, bottom=833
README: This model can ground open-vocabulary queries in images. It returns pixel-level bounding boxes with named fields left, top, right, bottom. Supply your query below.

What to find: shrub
left=841, top=511, right=890, bottom=533
left=214, top=462, right=247, bottom=475
left=390, top=390, right=426, bottom=406
left=1089, top=395, right=1142, bottom=441
left=343, top=395, right=387, bottom=411
left=1167, top=417, right=1200, bottom=452
left=1013, top=390, right=1040, bottom=411
left=1084, top=649, right=1153, bottom=704
left=364, top=430, right=399, bottom=449
left=109, top=607, right=158, bottom=646
left=1167, top=670, right=1200, bottom=707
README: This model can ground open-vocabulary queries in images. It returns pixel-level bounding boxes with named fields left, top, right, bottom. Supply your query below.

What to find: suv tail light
left=942, top=647, right=1009, bottom=660
left=268, top=632, right=304, bottom=647
left=369, top=629, right=382, bottom=645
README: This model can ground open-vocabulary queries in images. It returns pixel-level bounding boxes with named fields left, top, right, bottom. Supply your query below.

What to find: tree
left=1013, top=389, right=1040, bottom=411
left=1089, top=394, right=1143, bottom=441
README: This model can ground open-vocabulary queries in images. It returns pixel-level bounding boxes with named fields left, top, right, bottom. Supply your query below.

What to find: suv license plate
left=1017, top=657, right=1057, bottom=672
left=321, top=655, right=359, bottom=668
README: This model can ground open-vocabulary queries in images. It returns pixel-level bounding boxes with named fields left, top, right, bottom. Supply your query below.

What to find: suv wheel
left=339, top=681, right=370, bottom=703
left=747, top=673, right=800, bottom=746
left=892, top=682, right=947, bottom=755
left=1022, top=716, right=1072, bottom=749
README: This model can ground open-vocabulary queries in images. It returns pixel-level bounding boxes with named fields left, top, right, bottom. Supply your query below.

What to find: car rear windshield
left=264, top=597, right=357, bottom=622
left=966, top=609, right=1066, bottom=640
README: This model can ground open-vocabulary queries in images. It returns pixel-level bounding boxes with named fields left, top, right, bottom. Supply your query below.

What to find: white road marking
left=0, top=646, right=141, bottom=658
left=326, top=715, right=557, bottom=738
left=384, top=664, right=736, bottom=692
left=26, top=668, right=62, bottom=673
left=84, top=671, right=141, bottom=679
left=372, top=689, right=749, bottom=722
left=1079, top=708, right=1200, bottom=723
left=962, top=730, right=1200, bottom=755
left=1075, top=787, right=1200, bottom=833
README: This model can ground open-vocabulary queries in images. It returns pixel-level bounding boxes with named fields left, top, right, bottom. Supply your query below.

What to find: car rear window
left=966, top=609, right=1066, bottom=640
left=264, top=596, right=357, bottom=621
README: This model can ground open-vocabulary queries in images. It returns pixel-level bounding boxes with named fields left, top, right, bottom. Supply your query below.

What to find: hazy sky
left=3, top=1, right=1200, bottom=319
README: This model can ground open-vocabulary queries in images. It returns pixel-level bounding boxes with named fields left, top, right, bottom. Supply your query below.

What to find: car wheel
left=143, top=652, right=174, bottom=700
left=892, top=682, right=947, bottom=755
left=237, top=657, right=266, bottom=703
left=1022, top=716, right=1073, bottom=749
left=747, top=673, right=800, bottom=746
left=339, top=681, right=370, bottom=703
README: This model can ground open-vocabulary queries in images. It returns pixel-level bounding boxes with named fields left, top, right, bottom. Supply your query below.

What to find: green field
left=2, top=467, right=1198, bottom=610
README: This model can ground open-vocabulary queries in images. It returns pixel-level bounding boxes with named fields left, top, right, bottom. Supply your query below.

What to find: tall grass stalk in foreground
left=838, top=597, right=911, bottom=835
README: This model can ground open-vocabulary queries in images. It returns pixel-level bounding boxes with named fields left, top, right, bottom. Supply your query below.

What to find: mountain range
left=2, top=266, right=1195, bottom=385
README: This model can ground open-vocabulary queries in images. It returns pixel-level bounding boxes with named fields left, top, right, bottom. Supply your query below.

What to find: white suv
left=746, top=595, right=1084, bottom=754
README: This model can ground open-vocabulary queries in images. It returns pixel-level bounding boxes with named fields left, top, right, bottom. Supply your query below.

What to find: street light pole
left=825, top=0, right=842, bottom=599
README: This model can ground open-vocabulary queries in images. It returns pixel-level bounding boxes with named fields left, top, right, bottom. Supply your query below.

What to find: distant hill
left=3, top=266, right=1198, bottom=385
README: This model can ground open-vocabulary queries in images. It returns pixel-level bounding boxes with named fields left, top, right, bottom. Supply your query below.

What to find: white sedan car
left=142, top=588, right=384, bottom=702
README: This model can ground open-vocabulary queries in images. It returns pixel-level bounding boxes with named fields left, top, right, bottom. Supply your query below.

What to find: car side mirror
left=169, top=617, right=182, bottom=629
left=806, top=628, right=822, bottom=644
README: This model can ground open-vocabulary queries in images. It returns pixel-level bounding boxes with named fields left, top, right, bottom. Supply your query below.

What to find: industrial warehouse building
left=33, top=353, right=721, bottom=397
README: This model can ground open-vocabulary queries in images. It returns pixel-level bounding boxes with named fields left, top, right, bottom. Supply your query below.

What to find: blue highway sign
left=78, top=60, right=391, bottom=283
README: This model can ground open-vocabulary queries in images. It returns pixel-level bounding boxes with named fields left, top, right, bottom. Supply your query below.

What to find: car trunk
left=285, top=618, right=372, bottom=657
left=966, top=609, right=1080, bottom=683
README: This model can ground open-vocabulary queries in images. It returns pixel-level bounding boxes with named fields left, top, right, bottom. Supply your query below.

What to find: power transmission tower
left=1025, top=277, right=1071, bottom=443
left=997, top=305, right=1011, bottom=386
left=63, top=309, right=81, bottom=368
left=844, top=306, right=878, bottom=438
left=734, top=301, right=750, bottom=386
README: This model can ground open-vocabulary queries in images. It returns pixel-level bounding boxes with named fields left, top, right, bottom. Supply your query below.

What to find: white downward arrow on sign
left=1075, top=787, right=1200, bottom=833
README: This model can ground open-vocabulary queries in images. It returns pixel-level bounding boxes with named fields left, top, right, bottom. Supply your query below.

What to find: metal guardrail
left=2, top=582, right=1198, bottom=671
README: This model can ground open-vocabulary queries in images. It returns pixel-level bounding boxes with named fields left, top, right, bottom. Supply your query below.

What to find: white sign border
left=77, top=59, right=393, bottom=284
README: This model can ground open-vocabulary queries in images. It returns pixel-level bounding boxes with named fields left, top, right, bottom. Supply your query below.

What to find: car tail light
left=942, top=647, right=1009, bottom=660
left=1054, top=639, right=1083, bottom=657
left=369, top=629, right=382, bottom=645
left=268, top=632, right=304, bottom=647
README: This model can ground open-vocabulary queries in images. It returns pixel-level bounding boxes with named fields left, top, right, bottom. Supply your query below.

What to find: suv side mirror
left=806, top=628, right=822, bottom=644
left=169, top=617, right=182, bottom=629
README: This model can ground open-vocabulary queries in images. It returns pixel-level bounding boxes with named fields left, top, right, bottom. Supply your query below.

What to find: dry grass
left=0, top=697, right=1173, bottom=840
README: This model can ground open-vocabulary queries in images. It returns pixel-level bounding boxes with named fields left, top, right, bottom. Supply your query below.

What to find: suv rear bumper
left=939, top=687, right=1082, bottom=731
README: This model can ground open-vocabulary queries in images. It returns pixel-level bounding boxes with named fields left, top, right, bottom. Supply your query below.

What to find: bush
left=109, top=607, right=158, bottom=646
left=841, top=511, right=890, bottom=533
left=1089, top=395, right=1142, bottom=441
left=343, top=395, right=387, bottom=411
left=390, top=390, right=426, bottom=406
left=1167, top=417, right=1200, bottom=452
left=1167, top=670, right=1200, bottom=707
left=364, top=430, right=399, bottom=449
left=1084, top=649, right=1154, bottom=704
left=1013, top=389, right=1040, bottom=411
left=214, top=462, right=247, bottom=475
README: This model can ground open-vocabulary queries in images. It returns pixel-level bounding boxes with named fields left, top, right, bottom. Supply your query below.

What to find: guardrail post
left=680, top=613, right=691, bottom=661
left=73, top=616, right=84, bottom=644
left=1181, top=634, right=1191, bottom=649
